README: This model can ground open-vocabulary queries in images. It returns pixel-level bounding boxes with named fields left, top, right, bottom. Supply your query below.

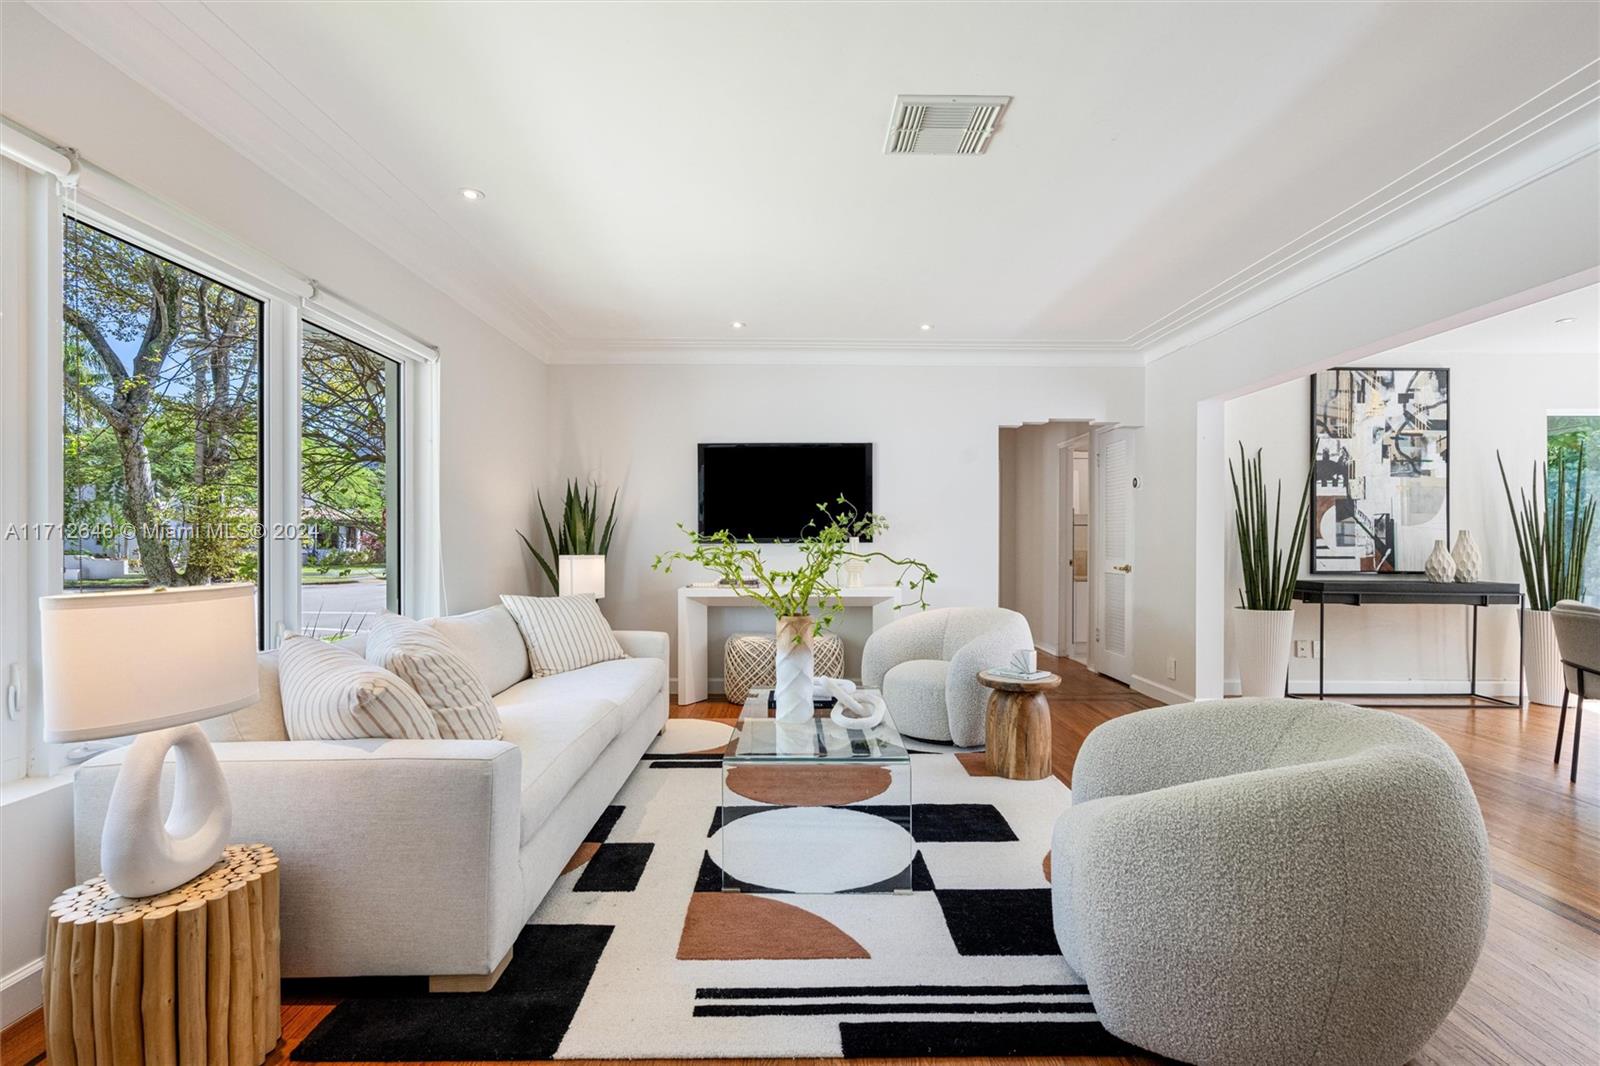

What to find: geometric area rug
left=291, top=719, right=1135, bottom=1060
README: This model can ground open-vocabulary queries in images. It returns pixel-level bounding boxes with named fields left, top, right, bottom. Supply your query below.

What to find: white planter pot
left=773, top=615, right=816, bottom=722
left=1235, top=608, right=1295, bottom=698
left=1524, top=609, right=1565, bottom=707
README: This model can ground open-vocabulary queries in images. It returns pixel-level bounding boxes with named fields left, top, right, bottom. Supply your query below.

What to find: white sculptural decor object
left=1451, top=529, right=1483, bottom=583
left=1424, top=539, right=1457, bottom=583
left=40, top=583, right=258, bottom=897
left=843, top=536, right=867, bottom=589
left=826, top=677, right=887, bottom=730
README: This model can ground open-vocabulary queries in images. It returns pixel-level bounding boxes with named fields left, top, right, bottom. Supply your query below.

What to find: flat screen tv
left=698, top=443, right=873, bottom=542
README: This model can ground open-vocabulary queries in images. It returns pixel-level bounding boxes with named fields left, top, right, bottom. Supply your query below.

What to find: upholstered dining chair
left=1552, top=599, right=1600, bottom=783
left=861, top=607, right=1033, bottom=746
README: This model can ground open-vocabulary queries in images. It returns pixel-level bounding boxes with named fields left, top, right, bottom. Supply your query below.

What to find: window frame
left=3, top=165, right=441, bottom=782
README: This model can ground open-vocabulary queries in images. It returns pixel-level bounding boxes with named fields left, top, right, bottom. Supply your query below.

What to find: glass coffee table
left=719, top=690, right=913, bottom=894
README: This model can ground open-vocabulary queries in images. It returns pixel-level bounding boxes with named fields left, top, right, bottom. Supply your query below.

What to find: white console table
left=676, top=584, right=902, bottom=703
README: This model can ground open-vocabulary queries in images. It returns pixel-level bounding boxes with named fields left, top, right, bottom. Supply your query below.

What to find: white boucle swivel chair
left=861, top=607, right=1033, bottom=746
left=1052, top=698, right=1490, bottom=1066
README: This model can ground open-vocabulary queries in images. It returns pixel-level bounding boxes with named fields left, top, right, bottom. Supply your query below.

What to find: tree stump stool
left=44, top=844, right=280, bottom=1066
left=978, top=670, right=1062, bottom=780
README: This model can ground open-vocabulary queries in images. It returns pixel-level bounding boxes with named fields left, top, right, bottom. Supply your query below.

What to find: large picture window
left=299, top=323, right=401, bottom=638
left=62, top=219, right=263, bottom=620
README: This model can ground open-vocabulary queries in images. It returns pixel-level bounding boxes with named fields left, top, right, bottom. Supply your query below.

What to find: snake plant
left=1229, top=444, right=1312, bottom=611
left=518, top=480, right=619, bottom=593
left=1498, top=449, right=1595, bottom=610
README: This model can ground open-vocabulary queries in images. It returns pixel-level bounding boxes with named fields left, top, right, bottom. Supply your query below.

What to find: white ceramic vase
left=1451, top=530, right=1482, bottom=583
left=773, top=614, right=816, bottom=722
left=843, top=536, right=866, bottom=589
left=1524, top=609, right=1565, bottom=707
left=1235, top=608, right=1295, bottom=698
left=1424, top=539, right=1457, bottom=583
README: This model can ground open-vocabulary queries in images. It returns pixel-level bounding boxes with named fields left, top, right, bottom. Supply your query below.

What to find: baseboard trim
left=0, top=956, right=43, bottom=1030
left=1222, top=677, right=1524, bottom=698
left=1130, top=674, right=1193, bottom=706
left=1034, top=642, right=1061, bottom=657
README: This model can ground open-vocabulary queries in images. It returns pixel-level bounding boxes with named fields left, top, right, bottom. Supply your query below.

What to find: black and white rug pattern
left=293, top=718, right=1133, bottom=1061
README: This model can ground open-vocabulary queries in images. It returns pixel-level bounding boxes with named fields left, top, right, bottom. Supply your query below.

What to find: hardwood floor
left=5, top=657, right=1596, bottom=1066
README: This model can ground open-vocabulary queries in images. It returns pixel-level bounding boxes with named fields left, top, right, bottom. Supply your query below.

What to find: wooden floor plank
left=5, top=653, right=1595, bottom=1066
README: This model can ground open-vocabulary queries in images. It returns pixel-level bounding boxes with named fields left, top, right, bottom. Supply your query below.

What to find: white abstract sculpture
left=827, top=677, right=887, bottom=730
left=40, top=584, right=258, bottom=897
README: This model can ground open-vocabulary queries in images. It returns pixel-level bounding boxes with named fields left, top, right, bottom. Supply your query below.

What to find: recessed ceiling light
left=919, top=323, right=934, bottom=331
left=459, top=187, right=486, bottom=201
left=730, top=321, right=745, bottom=329
left=1556, top=317, right=1577, bottom=325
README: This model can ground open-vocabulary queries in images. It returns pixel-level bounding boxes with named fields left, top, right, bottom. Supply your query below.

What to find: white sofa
left=74, top=604, right=668, bottom=991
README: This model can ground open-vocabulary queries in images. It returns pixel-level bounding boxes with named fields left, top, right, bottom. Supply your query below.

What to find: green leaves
left=1499, top=449, right=1596, bottom=610
left=650, top=499, right=936, bottom=621
left=517, top=479, right=621, bottom=593
left=1229, top=445, right=1311, bottom=612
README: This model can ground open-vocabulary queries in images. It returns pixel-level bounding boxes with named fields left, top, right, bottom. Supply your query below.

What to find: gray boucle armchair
left=1052, top=698, right=1490, bottom=1066
left=861, top=607, right=1033, bottom=746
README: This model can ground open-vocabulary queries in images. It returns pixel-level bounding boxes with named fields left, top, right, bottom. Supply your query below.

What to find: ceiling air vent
left=884, top=94, right=1011, bottom=155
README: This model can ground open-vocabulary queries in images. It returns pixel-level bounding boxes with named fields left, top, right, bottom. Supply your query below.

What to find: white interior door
left=1093, top=427, right=1135, bottom=683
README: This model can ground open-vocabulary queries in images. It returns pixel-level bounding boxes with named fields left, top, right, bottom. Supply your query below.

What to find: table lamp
left=558, top=554, right=606, bottom=599
left=40, top=583, right=259, bottom=897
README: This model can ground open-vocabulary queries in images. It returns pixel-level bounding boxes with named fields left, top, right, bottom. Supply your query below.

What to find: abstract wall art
left=1310, top=368, right=1449, bottom=572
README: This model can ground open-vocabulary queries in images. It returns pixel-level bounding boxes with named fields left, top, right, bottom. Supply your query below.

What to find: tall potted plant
left=1230, top=445, right=1312, bottom=698
left=653, top=498, right=936, bottom=721
left=1498, top=450, right=1596, bottom=705
left=517, top=480, right=619, bottom=594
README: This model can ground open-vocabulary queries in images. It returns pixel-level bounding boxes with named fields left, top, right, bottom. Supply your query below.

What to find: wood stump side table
left=978, top=670, right=1061, bottom=780
left=44, top=844, right=280, bottom=1066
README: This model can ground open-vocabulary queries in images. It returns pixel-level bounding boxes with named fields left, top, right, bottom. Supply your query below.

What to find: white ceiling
left=1385, top=285, right=1600, bottom=357
left=28, top=1, right=1600, bottom=359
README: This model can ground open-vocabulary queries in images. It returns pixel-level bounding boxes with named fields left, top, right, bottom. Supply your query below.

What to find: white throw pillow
left=500, top=593, right=627, bottom=678
left=278, top=634, right=439, bottom=741
left=427, top=605, right=530, bottom=695
left=366, top=614, right=502, bottom=739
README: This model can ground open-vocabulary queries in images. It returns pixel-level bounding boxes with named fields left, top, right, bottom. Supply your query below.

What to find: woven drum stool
left=724, top=631, right=845, bottom=702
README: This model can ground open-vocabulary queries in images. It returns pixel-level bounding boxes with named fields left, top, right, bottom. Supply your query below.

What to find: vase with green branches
left=1229, top=445, right=1312, bottom=697
left=1498, top=449, right=1596, bottom=704
left=517, top=480, right=619, bottom=594
left=653, top=497, right=936, bottom=721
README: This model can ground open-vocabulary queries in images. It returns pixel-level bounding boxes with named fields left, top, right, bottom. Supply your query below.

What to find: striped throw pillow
left=366, top=615, right=502, bottom=740
left=500, top=594, right=627, bottom=678
left=278, top=634, right=439, bottom=741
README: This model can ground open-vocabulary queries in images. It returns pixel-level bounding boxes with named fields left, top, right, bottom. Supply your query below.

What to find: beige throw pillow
left=499, top=594, right=626, bottom=678
left=366, top=615, right=502, bottom=740
left=278, top=634, right=438, bottom=741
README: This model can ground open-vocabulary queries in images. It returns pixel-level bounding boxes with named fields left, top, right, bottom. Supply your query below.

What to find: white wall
left=1136, top=148, right=1600, bottom=703
left=999, top=422, right=1085, bottom=653
left=545, top=363, right=1141, bottom=687
left=0, top=4, right=551, bottom=1025
left=0, top=3, right=551, bottom=612
left=1223, top=351, right=1599, bottom=694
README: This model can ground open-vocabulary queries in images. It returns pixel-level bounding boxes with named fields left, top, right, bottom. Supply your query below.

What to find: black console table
left=1293, top=577, right=1524, bottom=708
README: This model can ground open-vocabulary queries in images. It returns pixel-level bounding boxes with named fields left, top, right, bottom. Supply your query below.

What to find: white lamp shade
left=558, top=554, right=606, bottom=598
left=40, top=583, right=259, bottom=742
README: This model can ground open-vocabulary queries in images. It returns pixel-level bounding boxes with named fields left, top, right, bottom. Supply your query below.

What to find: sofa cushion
left=202, top=650, right=291, bottom=743
left=883, top=658, right=951, bottom=743
left=496, top=657, right=666, bottom=842
left=367, top=614, right=502, bottom=740
left=500, top=594, right=626, bottom=678
left=278, top=635, right=439, bottom=741
left=427, top=605, right=530, bottom=696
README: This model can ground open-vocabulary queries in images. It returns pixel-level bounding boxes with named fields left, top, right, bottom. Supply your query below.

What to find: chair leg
left=1572, top=678, right=1584, bottom=785
left=1556, top=689, right=1570, bottom=764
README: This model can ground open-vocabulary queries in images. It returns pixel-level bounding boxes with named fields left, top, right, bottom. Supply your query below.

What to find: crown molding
left=551, top=343, right=1143, bottom=368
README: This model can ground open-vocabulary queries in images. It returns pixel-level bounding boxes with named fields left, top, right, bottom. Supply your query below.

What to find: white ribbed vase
left=1451, top=530, right=1482, bottom=583
left=1524, top=609, right=1564, bottom=707
left=1235, top=608, right=1295, bottom=698
left=773, top=615, right=816, bottom=722
left=1424, top=539, right=1457, bottom=583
